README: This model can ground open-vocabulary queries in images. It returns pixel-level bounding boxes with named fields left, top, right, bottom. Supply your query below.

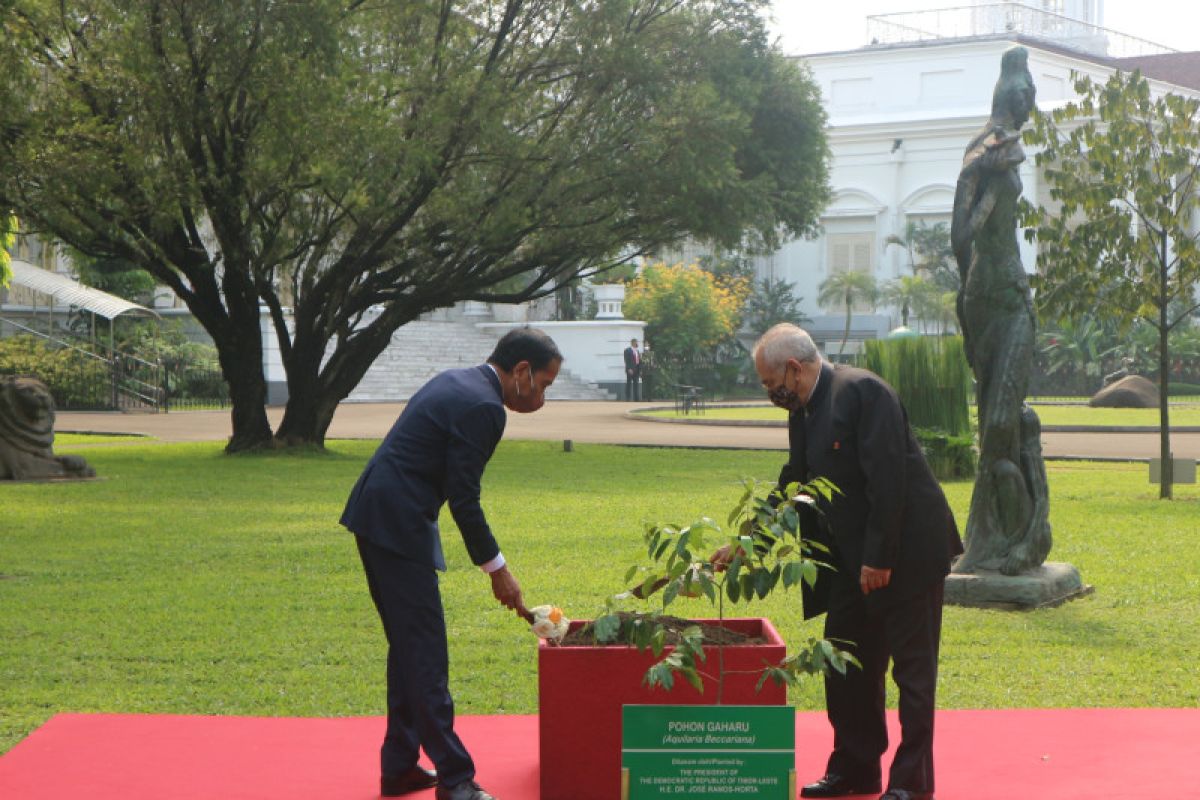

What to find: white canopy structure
left=8, top=259, right=159, bottom=322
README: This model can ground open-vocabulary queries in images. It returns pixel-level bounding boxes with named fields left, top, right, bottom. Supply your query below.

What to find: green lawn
left=637, top=403, right=1200, bottom=427
left=2, top=441, right=1198, bottom=754
left=53, top=432, right=147, bottom=446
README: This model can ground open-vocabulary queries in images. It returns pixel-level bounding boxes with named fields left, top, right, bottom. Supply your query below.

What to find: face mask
left=767, top=365, right=803, bottom=412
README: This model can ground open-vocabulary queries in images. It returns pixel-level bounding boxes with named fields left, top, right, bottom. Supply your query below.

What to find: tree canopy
left=1024, top=68, right=1200, bottom=497
left=0, top=0, right=830, bottom=450
left=742, top=276, right=808, bottom=337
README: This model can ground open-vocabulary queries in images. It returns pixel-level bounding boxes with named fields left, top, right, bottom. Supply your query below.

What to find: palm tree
left=929, top=291, right=960, bottom=336
left=819, top=270, right=878, bottom=360
left=1038, top=315, right=1121, bottom=394
left=884, top=221, right=958, bottom=290
left=882, top=274, right=932, bottom=328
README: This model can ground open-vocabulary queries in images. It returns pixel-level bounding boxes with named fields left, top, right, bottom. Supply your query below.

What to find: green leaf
left=801, top=559, right=819, bottom=588
left=663, top=578, right=680, bottom=608
left=739, top=571, right=756, bottom=602
left=681, top=665, right=705, bottom=693
left=593, top=614, right=621, bottom=643
left=754, top=567, right=772, bottom=600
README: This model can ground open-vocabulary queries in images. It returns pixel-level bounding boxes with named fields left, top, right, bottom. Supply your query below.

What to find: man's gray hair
left=753, top=323, right=820, bottom=371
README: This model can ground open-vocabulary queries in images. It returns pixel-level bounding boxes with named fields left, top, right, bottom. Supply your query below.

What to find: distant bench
left=672, top=384, right=705, bottom=415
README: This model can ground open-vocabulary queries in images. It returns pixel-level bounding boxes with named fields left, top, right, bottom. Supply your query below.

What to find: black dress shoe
left=381, top=765, right=438, bottom=796
left=435, top=780, right=496, bottom=800
left=799, top=773, right=883, bottom=798
left=880, top=791, right=933, bottom=800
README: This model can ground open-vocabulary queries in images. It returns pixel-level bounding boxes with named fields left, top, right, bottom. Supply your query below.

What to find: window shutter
left=831, top=241, right=851, bottom=274
left=852, top=240, right=873, bottom=273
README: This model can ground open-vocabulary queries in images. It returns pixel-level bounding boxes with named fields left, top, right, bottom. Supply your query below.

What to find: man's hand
left=860, top=565, right=892, bottom=595
left=709, top=544, right=750, bottom=572
left=490, top=565, right=526, bottom=617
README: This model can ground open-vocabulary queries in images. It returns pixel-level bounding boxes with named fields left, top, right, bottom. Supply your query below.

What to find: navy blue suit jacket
left=340, top=365, right=506, bottom=571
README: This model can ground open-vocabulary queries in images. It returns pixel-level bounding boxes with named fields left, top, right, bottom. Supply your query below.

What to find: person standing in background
left=623, top=338, right=642, bottom=401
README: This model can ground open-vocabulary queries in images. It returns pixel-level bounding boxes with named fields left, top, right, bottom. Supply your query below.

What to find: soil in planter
left=560, top=612, right=765, bottom=647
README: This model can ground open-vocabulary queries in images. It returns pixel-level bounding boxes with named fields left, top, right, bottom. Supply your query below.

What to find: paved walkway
left=56, top=401, right=1200, bottom=461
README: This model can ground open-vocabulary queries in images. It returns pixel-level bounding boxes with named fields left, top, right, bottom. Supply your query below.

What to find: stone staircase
left=345, top=319, right=614, bottom=402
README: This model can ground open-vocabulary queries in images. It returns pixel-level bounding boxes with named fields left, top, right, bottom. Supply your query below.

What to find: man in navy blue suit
left=341, top=327, right=562, bottom=800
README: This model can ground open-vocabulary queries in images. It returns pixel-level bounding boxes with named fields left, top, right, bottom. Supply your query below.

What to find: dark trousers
left=356, top=536, right=475, bottom=785
left=625, top=372, right=640, bottom=401
left=822, top=572, right=945, bottom=794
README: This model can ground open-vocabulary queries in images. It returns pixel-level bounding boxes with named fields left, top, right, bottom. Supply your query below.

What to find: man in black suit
left=745, top=323, right=962, bottom=800
left=340, top=327, right=562, bottom=800
left=623, top=338, right=641, bottom=401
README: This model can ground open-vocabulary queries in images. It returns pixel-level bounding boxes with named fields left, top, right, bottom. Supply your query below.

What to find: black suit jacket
left=780, top=363, right=963, bottom=618
left=340, top=365, right=506, bottom=570
left=623, top=347, right=641, bottom=378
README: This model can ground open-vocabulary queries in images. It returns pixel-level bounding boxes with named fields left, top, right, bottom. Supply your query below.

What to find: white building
left=751, top=0, right=1200, bottom=357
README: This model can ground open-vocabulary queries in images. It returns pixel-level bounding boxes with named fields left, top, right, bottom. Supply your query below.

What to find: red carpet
left=1, top=709, right=1196, bottom=799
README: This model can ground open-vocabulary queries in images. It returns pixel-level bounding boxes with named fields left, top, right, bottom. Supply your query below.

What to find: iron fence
left=161, top=364, right=229, bottom=411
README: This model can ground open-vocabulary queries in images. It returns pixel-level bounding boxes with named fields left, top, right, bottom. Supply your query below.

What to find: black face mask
left=767, top=365, right=804, bottom=412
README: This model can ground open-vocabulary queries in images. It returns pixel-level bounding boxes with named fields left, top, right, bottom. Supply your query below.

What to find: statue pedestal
left=945, top=562, right=1091, bottom=610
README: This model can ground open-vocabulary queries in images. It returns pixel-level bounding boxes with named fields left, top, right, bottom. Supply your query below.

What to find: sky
left=766, top=1, right=1200, bottom=56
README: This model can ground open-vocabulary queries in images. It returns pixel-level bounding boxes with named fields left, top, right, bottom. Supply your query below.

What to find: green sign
left=621, top=705, right=795, bottom=799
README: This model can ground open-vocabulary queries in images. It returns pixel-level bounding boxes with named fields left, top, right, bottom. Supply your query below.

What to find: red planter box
left=538, top=617, right=787, bottom=800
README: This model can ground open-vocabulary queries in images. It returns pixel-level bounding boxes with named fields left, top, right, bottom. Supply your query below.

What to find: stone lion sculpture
left=0, top=376, right=95, bottom=480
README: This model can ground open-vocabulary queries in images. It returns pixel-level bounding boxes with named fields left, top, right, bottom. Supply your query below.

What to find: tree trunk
left=1158, top=319, right=1173, bottom=500
left=1157, top=237, right=1173, bottom=500
left=272, top=313, right=399, bottom=448
left=273, top=372, right=342, bottom=448
left=219, top=340, right=273, bottom=453
left=179, top=268, right=274, bottom=453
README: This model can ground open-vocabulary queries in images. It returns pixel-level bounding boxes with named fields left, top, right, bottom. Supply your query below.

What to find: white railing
left=866, top=3, right=1175, bottom=59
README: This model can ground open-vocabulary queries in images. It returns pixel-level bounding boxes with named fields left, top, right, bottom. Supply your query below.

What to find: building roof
left=1111, top=52, right=1200, bottom=91
left=803, top=33, right=1200, bottom=97
left=8, top=259, right=159, bottom=321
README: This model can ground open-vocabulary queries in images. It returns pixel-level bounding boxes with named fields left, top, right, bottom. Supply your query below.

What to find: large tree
left=1024, top=69, right=1200, bottom=498
left=0, top=0, right=830, bottom=451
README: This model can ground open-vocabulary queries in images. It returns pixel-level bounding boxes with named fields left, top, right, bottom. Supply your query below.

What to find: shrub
left=862, top=336, right=972, bottom=436
left=0, top=336, right=111, bottom=409
left=914, top=428, right=976, bottom=480
left=1167, top=382, right=1200, bottom=397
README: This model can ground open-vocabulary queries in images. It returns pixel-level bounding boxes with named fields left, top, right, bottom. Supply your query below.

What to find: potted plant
left=538, top=478, right=857, bottom=800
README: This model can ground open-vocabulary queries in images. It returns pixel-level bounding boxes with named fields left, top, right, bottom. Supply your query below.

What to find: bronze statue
left=951, top=47, right=1051, bottom=576
left=0, top=376, right=95, bottom=480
